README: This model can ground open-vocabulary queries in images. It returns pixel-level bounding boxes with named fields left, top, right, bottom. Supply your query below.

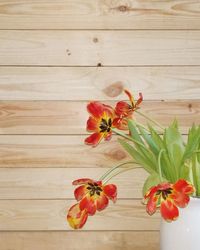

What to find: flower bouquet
left=67, top=90, right=200, bottom=234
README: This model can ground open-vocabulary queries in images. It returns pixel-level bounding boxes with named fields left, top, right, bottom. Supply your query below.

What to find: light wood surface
left=0, top=101, right=198, bottom=134
left=1, top=31, right=200, bottom=66
left=0, top=0, right=199, bottom=249
left=0, top=0, right=200, bottom=30
left=0, top=167, right=148, bottom=199
left=0, top=199, right=159, bottom=231
left=0, top=135, right=189, bottom=168
left=0, top=231, right=159, bottom=250
left=0, top=66, right=199, bottom=100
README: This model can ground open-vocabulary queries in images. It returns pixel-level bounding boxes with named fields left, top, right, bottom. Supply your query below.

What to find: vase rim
left=191, top=196, right=200, bottom=200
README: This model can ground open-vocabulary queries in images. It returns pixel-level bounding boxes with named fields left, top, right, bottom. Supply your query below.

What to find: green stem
left=112, top=128, right=149, bottom=150
left=134, top=120, right=163, bottom=135
left=102, top=166, right=142, bottom=185
left=135, top=110, right=164, bottom=130
left=99, top=161, right=138, bottom=181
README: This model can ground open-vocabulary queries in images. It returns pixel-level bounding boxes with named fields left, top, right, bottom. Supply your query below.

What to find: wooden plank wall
left=0, top=0, right=200, bottom=249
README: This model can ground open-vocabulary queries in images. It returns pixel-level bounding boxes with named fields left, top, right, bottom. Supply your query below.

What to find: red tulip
left=67, top=178, right=117, bottom=229
left=144, top=179, right=195, bottom=222
left=113, top=90, right=143, bottom=130
left=85, top=102, right=114, bottom=146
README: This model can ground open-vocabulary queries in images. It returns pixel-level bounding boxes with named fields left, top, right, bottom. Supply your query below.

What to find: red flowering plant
left=67, top=89, right=200, bottom=229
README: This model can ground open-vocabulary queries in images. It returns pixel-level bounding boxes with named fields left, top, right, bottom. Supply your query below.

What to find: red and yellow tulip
left=113, top=90, right=143, bottom=130
left=144, top=179, right=195, bottom=222
left=67, top=178, right=117, bottom=229
left=85, top=102, right=115, bottom=146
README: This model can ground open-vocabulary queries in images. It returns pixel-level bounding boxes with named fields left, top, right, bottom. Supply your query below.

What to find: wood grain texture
left=0, top=66, right=200, bottom=100
left=0, top=135, right=128, bottom=168
left=0, top=1, right=198, bottom=248
left=0, top=0, right=200, bottom=30
left=0, top=101, right=198, bottom=134
left=1, top=31, right=200, bottom=66
left=0, top=167, right=147, bottom=199
left=0, top=135, right=189, bottom=168
left=0, top=199, right=159, bottom=231
left=0, top=231, right=159, bottom=250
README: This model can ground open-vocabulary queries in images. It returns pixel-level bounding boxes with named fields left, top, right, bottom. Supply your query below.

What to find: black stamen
left=159, top=188, right=173, bottom=200
left=99, top=117, right=112, bottom=133
left=87, top=183, right=103, bottom=197
left=108, top=118, right=112, bottom=127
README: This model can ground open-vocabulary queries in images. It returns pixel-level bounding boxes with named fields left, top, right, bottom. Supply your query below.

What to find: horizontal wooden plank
left=0, top=101, right=198, bottom=134
left=0, top=167, right=147, bottom=199
left=0, top=135, right=188, bottom=168
left=0, top=66, right=200, bottom=100
left=0, top=199, right=159, bottom=231
left=0, top=135, right=128, bottom=168
left=0, top=0, right=200, bottom=30
left=0, top=231, right=159, bottom=250
left=1, top=31, right=200, bottom=66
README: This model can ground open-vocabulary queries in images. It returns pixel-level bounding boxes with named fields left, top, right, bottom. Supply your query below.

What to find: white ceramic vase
left=160, top=197, right=200, bottom=250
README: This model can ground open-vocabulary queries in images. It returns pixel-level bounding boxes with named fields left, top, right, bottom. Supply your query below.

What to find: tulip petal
left=173, top=179, right=195, bottom=195
left=124, top=89, right=135, bottom=107
left=85, top=132, right=103, bottom=146
left=96, top=194, right=109, bottom=211
left=74, top=185, right=87, bottom=201
left=86, top=116, right=98, bottom=131
left=79, top=196, right=97, bottom=215
left=146, top=197, right=157, bottom=215
left=87, top=102, right=105, bottom=118
left=103, top=104, right=114, bottom=117
left=157, top=182, right=172, bottom=191
left=72, top=178, right=94, bottom=185
left=135, top=92, right=143, bottom=107
left=67, top=203, right=88, bottom=229
left=144, top=186, right=158, bottom=199
left=146, top=195, right=158, bottom=215
left=113, top=117, right=128, bottom=130
left=103, top=184, right=117, bottom=202
left=172, top=192, right=190, bottom=208
left=160, top=200, right=179, bottom=222
left=115, top=101, right=131, bottom=117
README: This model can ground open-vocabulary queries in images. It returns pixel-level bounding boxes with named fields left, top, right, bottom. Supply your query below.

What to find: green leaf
left=127, top=120, right=158, bottom=170
left=171, top=118, right=178, bottom=129
left=183, top=125, right=200, bottom=161
left=180, top=163, right=191, bottom=180
left=128, top=120, right=144, bottom=145
left=137, top=125, right=159, bottom=155
left=147, top=123, right=165, bottom=150
left=192, top=154, right=200, bottom=196
left=118, top=138, right=155, bottom=174
left=163, top=121, right=185, bottom=179
left=164, top=121, right=184, bottom=149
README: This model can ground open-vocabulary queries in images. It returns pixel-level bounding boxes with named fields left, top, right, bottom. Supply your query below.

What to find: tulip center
left=87, top=183, right=103, bottom=196
left=99, top=118, right=112, bottom=133
left=156, top=188, right=173, bottom=200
